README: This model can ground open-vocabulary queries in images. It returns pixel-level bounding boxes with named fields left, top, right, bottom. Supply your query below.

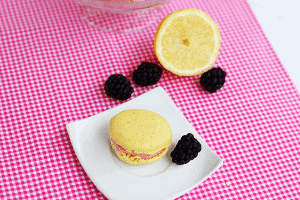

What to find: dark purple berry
left=133, top=62, right=163, bottom=86
left=104, top=74, right=134, bottom=100
left=170, top=133, right=202, bottom=165
left=200, top=67, right=226, bottom=93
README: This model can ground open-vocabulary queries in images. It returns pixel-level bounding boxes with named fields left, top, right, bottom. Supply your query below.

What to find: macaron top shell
left=109, top=109, right=172, bottom=155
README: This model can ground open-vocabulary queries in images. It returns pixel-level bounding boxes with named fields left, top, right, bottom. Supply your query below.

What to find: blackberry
left=104, top=74, right=134, bottom=100
left=200, top=67, right=226, bottom=93
left=170, top=133, right=202, bottom=165
left=133, top=62, right=163, bottom=86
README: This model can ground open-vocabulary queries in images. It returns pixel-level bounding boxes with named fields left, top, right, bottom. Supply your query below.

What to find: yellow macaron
left=109, top=109, right=172, bottom=165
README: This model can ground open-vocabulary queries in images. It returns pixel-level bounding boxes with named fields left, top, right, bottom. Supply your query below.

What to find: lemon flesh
left=154, top=8, right=221, bottom=76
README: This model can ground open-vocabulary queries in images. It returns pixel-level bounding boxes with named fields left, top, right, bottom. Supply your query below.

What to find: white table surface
left=248, top=0, right=300, bottom=91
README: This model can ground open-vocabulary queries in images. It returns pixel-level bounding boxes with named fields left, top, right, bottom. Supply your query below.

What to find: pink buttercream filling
left=111, top=138, right=164, bottom=159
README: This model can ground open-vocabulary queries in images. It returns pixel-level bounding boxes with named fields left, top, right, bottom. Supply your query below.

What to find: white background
left=248, top=0, right=300, bottom=90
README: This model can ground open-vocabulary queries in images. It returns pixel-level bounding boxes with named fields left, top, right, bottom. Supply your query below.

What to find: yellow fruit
left=154, top=8, right=221, bottom=76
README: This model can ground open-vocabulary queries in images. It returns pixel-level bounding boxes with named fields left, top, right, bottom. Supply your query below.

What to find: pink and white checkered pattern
left=1, top=0, right=300, bottom=199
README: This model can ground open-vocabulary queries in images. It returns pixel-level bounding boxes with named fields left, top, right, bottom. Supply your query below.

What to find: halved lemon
left=154, top=8, right=221, bottom=76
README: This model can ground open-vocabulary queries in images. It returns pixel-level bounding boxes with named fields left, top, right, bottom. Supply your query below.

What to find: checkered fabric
left=1, top=0, right=300, bottom=199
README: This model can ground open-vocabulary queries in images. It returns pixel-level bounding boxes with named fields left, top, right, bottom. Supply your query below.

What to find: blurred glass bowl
left=72, top=0, right=173, bottom=33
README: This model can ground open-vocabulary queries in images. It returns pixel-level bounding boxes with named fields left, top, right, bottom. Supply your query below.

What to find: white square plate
left=66, top=86, right=223, bottom=200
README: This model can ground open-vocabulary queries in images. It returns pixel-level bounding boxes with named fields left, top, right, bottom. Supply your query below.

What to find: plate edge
left=166, top=156, right=223, bottom=200
left=65, top=86, right=165, bottom=126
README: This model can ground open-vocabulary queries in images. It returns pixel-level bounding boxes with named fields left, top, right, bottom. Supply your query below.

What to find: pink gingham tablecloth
left=1, top=0, right=300, bottom=199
